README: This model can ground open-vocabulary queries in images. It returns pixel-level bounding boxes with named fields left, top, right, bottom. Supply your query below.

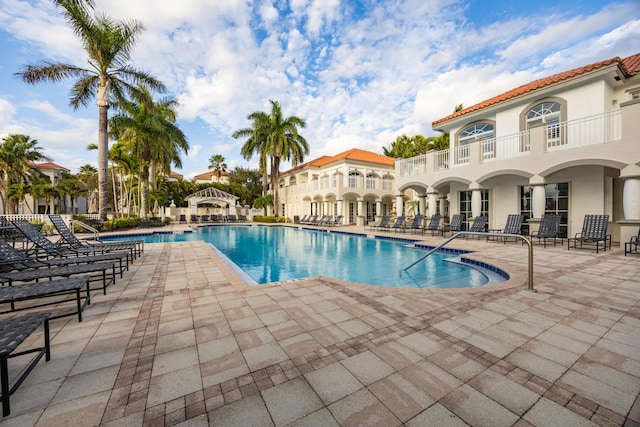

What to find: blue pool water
left=108, top=226, right=501, bottom=289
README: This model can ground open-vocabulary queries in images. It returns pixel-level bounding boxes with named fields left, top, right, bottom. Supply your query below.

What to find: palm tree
left=234, top=114, right=270, bottom=197
left=253, top=194, right=274, bottom=216
left=0, top=134, right=52, bottom=213
left=234, top=100, right=308, bottom=216
left=208, top=154, right=228, bottom=182
left=77, top=164, right=98, bottom=213
left=108, top=87, right=188, bottom=219
left=15, top=0, right=165, bottom=220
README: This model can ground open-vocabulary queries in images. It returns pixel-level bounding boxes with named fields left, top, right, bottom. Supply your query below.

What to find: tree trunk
left=97, top=81, right=110, bottom=220
left=140, top=166, right=149, bottom=219
left=271, top=156, right=280, bottom=216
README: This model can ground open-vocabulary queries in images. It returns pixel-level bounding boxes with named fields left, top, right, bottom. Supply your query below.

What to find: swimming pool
left=107, top=225, right=507, bottom=289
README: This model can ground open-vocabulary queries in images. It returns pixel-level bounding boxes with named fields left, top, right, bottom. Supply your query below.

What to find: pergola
left=185, top=187, right=239, bottom=215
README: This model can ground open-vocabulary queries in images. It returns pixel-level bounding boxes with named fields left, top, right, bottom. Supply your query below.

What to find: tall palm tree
left=234, top=100, right=307, bottom=216
left=15, top=0, right=165, bottom=220
left=0, top=134, right=52, bottom=213
left=208, top=154, right=228, bottom=182
left=108, top=87, right=188, bottom=218
left=234, top=113, right=270, bottom=198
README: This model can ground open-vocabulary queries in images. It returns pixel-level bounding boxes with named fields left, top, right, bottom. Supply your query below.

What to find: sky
left=0, top=0, right=638, bottom=179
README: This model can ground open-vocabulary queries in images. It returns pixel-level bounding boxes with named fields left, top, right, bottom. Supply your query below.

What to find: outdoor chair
left=423, top=214, right=442, bottom=236
left=567, top=214, right=611, bottom=253
left=487, top=214, right=524, bottom=243
left=330, top=215, right=344, bottom=226
left=0, top=276, right=89, bottom=322
left=404, top=214, right=424, bottom=234
left=368, top=215, right=389, bottom=231
left=49, top=214, right=142, bottom=259
left=526, top=214, right=561, bottom=247
left=178, top=214, right=186, bottom=224
left=200, top=215, right=209, bottom=223
left=464, top=216, right=488, bottom=239
left=443, top=214, right=465, bottom=237
left=12, top=220, right=129, bottom=275
left=624, top=228, right=640, bottom=256
left=389, top=216, right=406, bottom=233
left=226, top=215, right=237, bottom=222
left=318, top=215, right=333, bottom=226
left=0, top=313, right=51, bottom=416
left=189, top=214, right=198, bottom=223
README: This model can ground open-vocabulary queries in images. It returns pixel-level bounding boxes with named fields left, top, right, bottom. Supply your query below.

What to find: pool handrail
left=400, top=231, right=535, bottom=292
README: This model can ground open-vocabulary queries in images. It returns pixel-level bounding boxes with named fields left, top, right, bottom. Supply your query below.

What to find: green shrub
left=252, top=216, right=290, bottom=223
left=102, top=217, right=139, bottom=231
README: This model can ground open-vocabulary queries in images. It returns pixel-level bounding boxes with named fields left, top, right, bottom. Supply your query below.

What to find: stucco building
left=278, top=148, right=395, bottom=225
left=395, top=52, right=640, bottom=248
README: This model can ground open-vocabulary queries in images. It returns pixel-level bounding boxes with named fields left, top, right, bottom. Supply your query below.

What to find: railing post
left=401, top=231, right=535, bottom=292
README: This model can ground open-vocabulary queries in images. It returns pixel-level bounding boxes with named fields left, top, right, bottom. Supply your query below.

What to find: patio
left=3, top=225, right=639, bottom=426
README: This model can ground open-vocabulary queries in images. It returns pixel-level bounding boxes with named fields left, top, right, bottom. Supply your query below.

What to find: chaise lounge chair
left=368, top=215, right=389, bottom=231
left=487, top=214, right=524, bottom=243
left=442, top=214, right=465, bottom=237
left=0, top=313, right=51, bottom=416
left=624, top=228, right=640, bottom=256
left=49, top=214, right=142, bottom=259
left=404, top=214, right=424, bottom=234
left=567, top=214, right=611, bottom=253
left=423, top=214, right=442, bottom=236
left=464, top=215, right=488, bottom=239
left=389, top=216, right=406, bottom=233
left=527, top=213, right=561, bottom=247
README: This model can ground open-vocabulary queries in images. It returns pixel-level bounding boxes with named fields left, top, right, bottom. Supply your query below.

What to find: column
left=439, top=196, right=447, bottom=217
left=623, top=177, right=640, bottom=220
left=357, top=200, right=363, bottom=217
left=531, top=184, right=546, bottom=218
left=418, top=194, right=426, bottom=215
left=428, top=193, right=437, bottom=217
left=337, top=200, right=343, bottom=217
left=395, top=195, right=404, bottom=217
left=376, top=201, right=382, bottom=217
left=323, top=201, right=329, bottom=216
left=471, top=189, right=481, bottom=218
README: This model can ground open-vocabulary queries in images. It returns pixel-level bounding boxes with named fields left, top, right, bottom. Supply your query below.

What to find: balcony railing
left=397, top=110, right=622, bottom=177
left=284, top=176, right=394, bottom=193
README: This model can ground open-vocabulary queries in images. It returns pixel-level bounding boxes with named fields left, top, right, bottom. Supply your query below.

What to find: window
left=457, top=122, right=495, bottom=161
left=348, top=171, right=361, bottom=188
left=365, top=173, right=378, bottom=190
left=459, top=190, right=489, bottom=230
left=520, top=183, right=569, bottom=238
left=382, top=175, right=393, bottom=191
left=526, top=102, right=562, bottom=147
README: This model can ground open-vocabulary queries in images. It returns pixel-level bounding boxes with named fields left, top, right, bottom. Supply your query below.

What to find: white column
left=623, top=177, right=640, bottom=219
left=531, top=185, right=546, bottom=218
left=471, top=190, right=481, bottom=218
left=439, top=196, right=447, bottom=217
left=323, top=201, right=329, bottom=215
left=337, top=200, right=343, bottom=216
left=395, top=195, right=404, bottom=216
left=428, top=193, right=437, bottom=217
left=419, top=194, right=426, bottom=215
left=376, top=201, right=382, bottom=216
left=357, top=200, right=363, bottom=217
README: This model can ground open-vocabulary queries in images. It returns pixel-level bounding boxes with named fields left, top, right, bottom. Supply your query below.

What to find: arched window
left=526, top=101, right=563, bottom=147
left=365, top=173, right=379, bottom=190
left=456, top=122, right=495, bottom=162
left=348, top=171, right=362, bottom=188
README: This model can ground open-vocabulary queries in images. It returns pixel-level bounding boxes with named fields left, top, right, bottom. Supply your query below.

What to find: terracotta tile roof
left=433, top=52, right=640, bottom=127
left=193, top=170, right=229, bottom=180
left=169, top=171, right=183, bottom=178
left=29, top=161, right=70, bottom=172
left=282, top=148, right=394, bottom=175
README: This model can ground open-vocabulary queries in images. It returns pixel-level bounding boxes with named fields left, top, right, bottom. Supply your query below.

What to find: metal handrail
left=69, top=219, right=101, bottom=242
left=400, top=231, right=535, bottom=292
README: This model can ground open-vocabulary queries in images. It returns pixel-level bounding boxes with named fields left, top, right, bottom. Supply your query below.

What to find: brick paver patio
left=3, top=225, right=639, bottom=426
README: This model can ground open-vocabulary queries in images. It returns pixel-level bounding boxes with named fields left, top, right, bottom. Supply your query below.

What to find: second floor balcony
left=398, top=110, right=623, bottom=178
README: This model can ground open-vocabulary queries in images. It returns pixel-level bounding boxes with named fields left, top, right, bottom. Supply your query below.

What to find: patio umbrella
left=153, top=200, right=159, bottom=217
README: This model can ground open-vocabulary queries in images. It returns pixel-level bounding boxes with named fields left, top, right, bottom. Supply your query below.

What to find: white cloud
left=0, top=0, right=637, bottom=178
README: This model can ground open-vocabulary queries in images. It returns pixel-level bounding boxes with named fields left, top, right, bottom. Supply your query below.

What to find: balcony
left=397, top=110, right=623, bottom=177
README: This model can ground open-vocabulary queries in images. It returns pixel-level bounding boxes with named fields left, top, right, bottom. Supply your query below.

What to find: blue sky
left=0, top=0, right=638, bottom=179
